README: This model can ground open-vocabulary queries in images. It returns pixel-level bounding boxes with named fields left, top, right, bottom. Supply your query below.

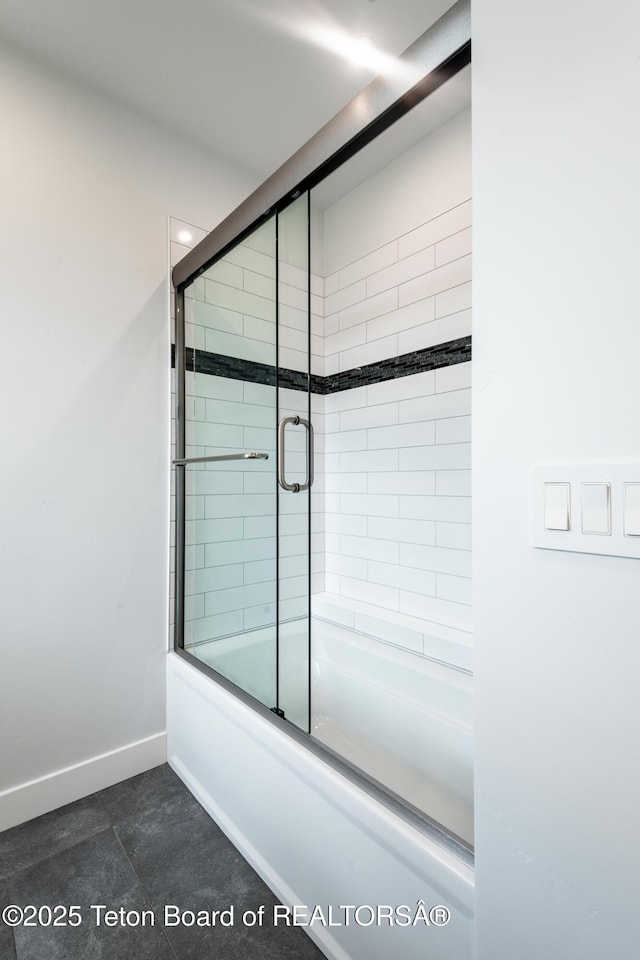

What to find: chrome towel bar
left=173, top=452, right=269, bottom=465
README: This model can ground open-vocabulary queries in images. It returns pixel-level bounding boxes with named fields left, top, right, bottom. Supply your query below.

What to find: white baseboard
left=0, top=732, right=167, bottom=832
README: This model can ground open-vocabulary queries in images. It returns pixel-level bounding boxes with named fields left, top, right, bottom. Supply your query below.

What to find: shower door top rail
left=171, top=0, right=471, bottom=290
left=172, top=452, right=269, bottom=465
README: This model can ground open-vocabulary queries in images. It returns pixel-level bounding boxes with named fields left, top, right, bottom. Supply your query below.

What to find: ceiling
left=0, top=0, right=456, bottom=180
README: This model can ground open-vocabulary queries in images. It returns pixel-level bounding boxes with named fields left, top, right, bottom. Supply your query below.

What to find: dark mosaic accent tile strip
left=172, top=346, right=308, bottom=392
left=186, top=348, right=277, bottom=386
left=171, top=336, right=471, bottom=396
left=278, top=367, right=310, bottom=392
left=318, top=336, right=472, bottom=394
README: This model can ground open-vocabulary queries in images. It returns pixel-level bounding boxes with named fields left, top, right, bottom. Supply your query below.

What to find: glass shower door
left=175, top=200, right=312, bottom=730
left=178, top=217, right=279, bottom=710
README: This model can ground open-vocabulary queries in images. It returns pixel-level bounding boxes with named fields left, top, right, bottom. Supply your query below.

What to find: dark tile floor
left=0, top=764, right=326, bottom=960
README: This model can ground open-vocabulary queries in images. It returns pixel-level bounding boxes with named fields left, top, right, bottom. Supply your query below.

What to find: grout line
left=325, top=197, right=472, bottom=278
left=111, top=827, right=181, bottom=960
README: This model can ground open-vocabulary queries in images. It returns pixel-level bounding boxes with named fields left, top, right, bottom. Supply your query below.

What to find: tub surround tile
left=435, top=359, right=471, bottom=392
left=365, top=295, right=434, bottom=342
left=435, top=283, right=472, bottom=319
left=321, top=337, right=470, bottom=393
left=367, top=472, right=437, bottom=497
left=399, top=385, right=471, bottom=424
left=435, top=226, right=473, bottom=267
left=312, top=591, right=472, bottom=667
left=340, top=576, right=399, bottom=610
left=368, top=560, right=437, bottom=597
left=399, top=441, right=471, bottom=472
left=367, top=515, right=437, bottom=545
left=366, top=245, right=436, bottom=298
left=398, top=253, right=471, bottom=309
left=397, top=310, right=471, bottom=355
left=187, top=337, right=469, bottom=640
left=400, top=542, right=473, bottom=578
left=337, top=239, right=398, bottom=289
left=340, top=493, right=399, bottom=518
left=398, top=198, right=472, bottom=260
left=435, top=469, right=472, bottom=497
left=436, top=415, right=472, bottom=444
left=173, top=191, right=472, bottom=643
left=435, top=521, right=472, bottom=551
left=437, top=572, right=473, bottom=606
left=324, top=278, right=366, bottom=316
left=400, top=589, right=473, bottom=633
left=222, top=243, right=276, bottom=280
left=337, top=286, right=398, bottom=331
left=340, top=403, right=398, bottom=431
left=338, top=334, right=399, bottom=373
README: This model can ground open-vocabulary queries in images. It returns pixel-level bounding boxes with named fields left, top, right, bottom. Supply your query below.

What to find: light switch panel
left=532, top=463, right=640, bottom=559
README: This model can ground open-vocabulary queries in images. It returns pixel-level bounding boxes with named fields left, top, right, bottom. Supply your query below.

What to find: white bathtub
left=311, top=611, right=473, bottom=846
left=168, top=604, right=474, bottom=960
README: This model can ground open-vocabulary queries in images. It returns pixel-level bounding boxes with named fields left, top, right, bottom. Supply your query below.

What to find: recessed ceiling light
left=311, top=27, right=382, bottom=71
left=303, top=25, right=419, bottom=83
left=348, top=36, right=375, bottom=67
left=177, top=230, right=193, bottom=244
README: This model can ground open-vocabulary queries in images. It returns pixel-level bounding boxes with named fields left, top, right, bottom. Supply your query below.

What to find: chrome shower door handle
left=278, top=415, right=314, bottom=492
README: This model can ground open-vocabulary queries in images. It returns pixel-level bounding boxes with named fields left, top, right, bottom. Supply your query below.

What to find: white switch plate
left=532, top=463, right=640, bottom=559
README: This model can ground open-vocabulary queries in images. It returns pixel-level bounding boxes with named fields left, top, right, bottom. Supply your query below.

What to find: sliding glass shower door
left=175, top=197, right=311, bottom=732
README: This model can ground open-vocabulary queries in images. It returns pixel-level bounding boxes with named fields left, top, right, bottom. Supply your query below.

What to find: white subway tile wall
left=323, top=199, right=472, bottom=369
left=319, top=197, right=472, bottom=635
left=323, top=361, right=471, bottom=634
left=170, top=190, right=472, bottom=654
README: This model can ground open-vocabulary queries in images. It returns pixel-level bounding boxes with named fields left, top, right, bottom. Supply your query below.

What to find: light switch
left=581, top=483, right=610, bottom=535
left=544, top=482, right=570, bottom=531
left=624, top=484, right=640, bottom=537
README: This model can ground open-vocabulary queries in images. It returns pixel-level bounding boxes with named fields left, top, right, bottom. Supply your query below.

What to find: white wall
left=473, top=3, right=640, bottom=957
left=0, top=39, right=255, bottom=829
